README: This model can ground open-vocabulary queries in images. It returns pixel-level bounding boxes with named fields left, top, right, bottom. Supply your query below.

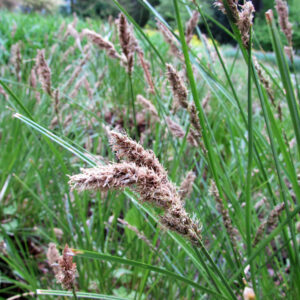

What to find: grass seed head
left=36, top=49, right=52, bottom=96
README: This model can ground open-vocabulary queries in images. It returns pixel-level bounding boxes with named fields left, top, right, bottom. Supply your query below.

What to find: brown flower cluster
left=47, top=243, right=77, bottom=290
left=275, top=0, right=293, bottom=45
left=214, top=0, right=255, bottom=48
left=69, top=131, right=201, bottom=245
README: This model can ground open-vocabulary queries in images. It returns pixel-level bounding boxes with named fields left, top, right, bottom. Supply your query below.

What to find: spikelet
left=137, top=50, right=155, bottom=94
left=56, top=244, right=77, bottom=290
left=47, top=243, right=60, bottom=274
left=166, top=63, right=188, bottom=111
left=109, top=130, right=166, bottom=177
left=214, top=0, right=239, bottom=22
left=179, top=171, right=196, bottom=201
left=156, top=19, right=183, bottom=60
left=166, top=117, right=185, bottom=139
left=253, top=203, right=285, bottom=246
left=36, top=49, right=52, bottom=96
left=117, top=13, right=135, bottom=74
left=253, top=57, right=282, bottom=120
left=29, top=67, right=41, bottom=103
left=57, top=20, right=66, bottom=38
left=65, top=53, right=90, bottom=89
left=82, top=29, right=124, bottom=61
left=65, top=24, right=82, bottom=50
left=136, top=94, right=158, bottom=119
left=210, top=180, right=239, bottom=247
left=10, top=42, right=21, bottom=82
left=237, top=1, right=255, bottom=48
left=275, top=0, right=293, bottom=45
left=69, top=162, right=172, bottom=209
left=185, top=11, right=200, bottom=45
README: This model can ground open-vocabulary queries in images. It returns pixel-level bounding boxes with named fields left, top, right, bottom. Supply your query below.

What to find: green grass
left=0, top=1, right=300, bottom=299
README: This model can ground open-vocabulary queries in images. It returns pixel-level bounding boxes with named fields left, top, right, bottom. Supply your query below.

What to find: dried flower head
left=109, top=130, right=166, bottom=177
left=185, top=11, right=200, bottom=45
left=47, top=242, right=60, bottom=274
left=36, top=49, right=52, bottom=96
left=214, top=0, right=239, bottom=21
left=179, top=171, right=196, bottom=201
left=237, top=1, right=255, bottom=48
left=10, top=42, right=22, bottom=82
left=210, top=180, right=239, bottom=247
left=156, top=19, right=182, bottom=60
left=117, top=13, right=135, bottom=74
left=275, top=0, right=293, bottom=45
left=137, top=95, right=158, bottom=119
left=69, top=131, right=202, bottom=245
left=137, top=51, right=155, bottom=94
left=166, top=63, right=188, bottom=111
left=82, top=29, right=123, bottom=61
left=56, top=244, right=76, bottom=290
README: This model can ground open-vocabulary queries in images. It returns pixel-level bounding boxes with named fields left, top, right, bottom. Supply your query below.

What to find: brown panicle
left=275, top=0, right=293, bottom=45
left=210, top=180, right=239, bottom=247
left=36, top=49, right=52, bottom=96
left=10, top=42, right=22, bottom=82
left=117, top=13, right=135, bottom=74
left=56, top=244, right=76, bottom=290
left=179, top=171, right=196, bottom=201
left=69, top=131, right=202, bottom=246
left=82, top=29, right=124, bottom=61
left=136, top=94, right=158, bottom=119
left=166, top=63, right=188, bottom=111
left=237, top=1, right=255, bottom=48
left=156, top=19, right=183, bottom=60
left=185, top=11, right=200, bottom=45
left=109, top=130, right=167, bottom=177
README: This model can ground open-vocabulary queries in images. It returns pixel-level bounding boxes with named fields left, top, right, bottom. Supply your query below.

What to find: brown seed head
left=237, top=1, right=255, bottom=48
left=36, top=49, right=52, bottom=96
left=179, top=171, right=196, bottom=201
left=109, top=130, right=166, bottom=177
left=166, top=63, right=188, bottom=111
left=275, top=0, right=293, bottom=45
left=137, top=94, right=158, bottom=119
left=185, top=11, right=200, bottom=45
left=82, top=29, right=123, bottom=61
left=56, top=244, right=76, bottom=290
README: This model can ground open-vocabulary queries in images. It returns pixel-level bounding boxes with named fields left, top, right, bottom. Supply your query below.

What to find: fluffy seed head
left=237, top=1, right=255, bottom=48
left=275, top=0, right=293, bottom=45
left=137, top=94, right=158, bottom=119
left=36, top=49, right=52, bottom=96
left=82, top=29, right=123, bottom=61
left=166, top=63, right=188, bottom=110
left=179, top=171, right=196, bottom=201
left=185, top=11, right=200, bottom=45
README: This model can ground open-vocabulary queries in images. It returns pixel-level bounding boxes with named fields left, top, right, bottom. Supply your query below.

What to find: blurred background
left=0, top=0, right=299, bottom=52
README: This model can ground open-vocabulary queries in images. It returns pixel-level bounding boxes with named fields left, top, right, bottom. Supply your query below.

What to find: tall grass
left=0, top=0, right=299, bottom=298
